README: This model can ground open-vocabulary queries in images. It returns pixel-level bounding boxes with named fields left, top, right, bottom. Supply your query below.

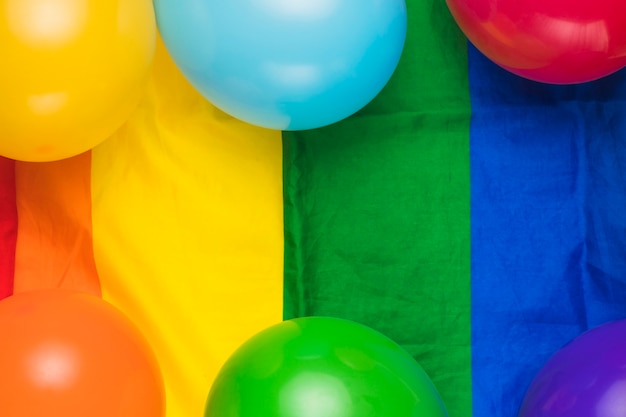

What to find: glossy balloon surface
left=0, top=0, right=156, bottom=161
left=0, top=289, right=165, bottom=417
left=205, top=316, right=448, bottom=417
left=519, top=319, right=626, bottom=417
left=445, top=0, right=626, bottom=84
left=154, top=0, right=407, bottom=130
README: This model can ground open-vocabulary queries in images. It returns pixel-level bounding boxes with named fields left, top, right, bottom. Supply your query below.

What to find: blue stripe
left=468, top=44, right=626, bottom=417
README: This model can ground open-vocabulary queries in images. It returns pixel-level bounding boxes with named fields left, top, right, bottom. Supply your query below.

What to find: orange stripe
left=14, top=151, right=100, bottom=296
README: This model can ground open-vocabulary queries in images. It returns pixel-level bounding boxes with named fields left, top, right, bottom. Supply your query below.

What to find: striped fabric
left=0, top=157, right=16, bottom=300
left=3, top=1, right=626, bottom=417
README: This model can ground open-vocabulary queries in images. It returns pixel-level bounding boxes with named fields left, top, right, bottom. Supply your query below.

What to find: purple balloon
left=519, top=320, right=626, bottom=417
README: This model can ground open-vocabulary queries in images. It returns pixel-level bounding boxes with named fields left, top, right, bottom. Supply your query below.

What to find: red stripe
left=0, top=157, right=17, bottom=300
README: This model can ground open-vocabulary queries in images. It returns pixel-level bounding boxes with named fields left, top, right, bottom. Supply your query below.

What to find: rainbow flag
left=3, top=1, right=626, bottom=416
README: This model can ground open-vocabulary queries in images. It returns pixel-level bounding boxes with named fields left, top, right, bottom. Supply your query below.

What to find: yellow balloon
left=0, top=0, right=156, bottom=162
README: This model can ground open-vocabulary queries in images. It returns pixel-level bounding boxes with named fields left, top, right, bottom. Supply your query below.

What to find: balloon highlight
left=0, top=289, right=165, bottom=417
left=154, top=0, right=407, bottom=130
left=445, top=0, right=626, bottom=84
left=205, top=316, right=448, bottom=417
left=0, top=0, right=156, bottom=161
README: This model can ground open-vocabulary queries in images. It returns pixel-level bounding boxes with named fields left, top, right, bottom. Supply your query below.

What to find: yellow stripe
left=91, top=39, right=284, bottom=417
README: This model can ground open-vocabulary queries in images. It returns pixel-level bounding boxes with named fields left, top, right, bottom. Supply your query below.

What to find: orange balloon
left=0, top=0, right=156, bottom=161
left=0, top=289, right=165, bottom=417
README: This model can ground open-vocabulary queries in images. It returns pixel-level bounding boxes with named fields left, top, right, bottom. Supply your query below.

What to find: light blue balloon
left=154, top=0, right=407, bottom=130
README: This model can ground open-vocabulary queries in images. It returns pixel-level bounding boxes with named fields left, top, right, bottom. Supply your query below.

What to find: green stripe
left=282, top=1, right=472, bottom=416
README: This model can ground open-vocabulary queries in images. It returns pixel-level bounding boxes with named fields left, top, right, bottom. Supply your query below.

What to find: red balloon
left=445, top=0, right=626, bottom=84
left=0, top=289, right=165, bottom=417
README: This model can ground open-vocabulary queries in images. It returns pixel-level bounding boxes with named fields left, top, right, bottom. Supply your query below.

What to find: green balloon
left=205, top=316, right=448, bottom=417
